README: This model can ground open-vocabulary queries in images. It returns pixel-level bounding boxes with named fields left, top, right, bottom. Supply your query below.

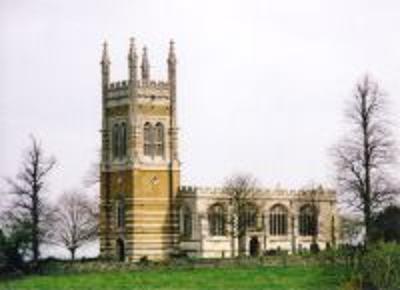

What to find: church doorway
left=116, top=238, right=125, bottom=262
left=249, top=236, right=260, bottom=257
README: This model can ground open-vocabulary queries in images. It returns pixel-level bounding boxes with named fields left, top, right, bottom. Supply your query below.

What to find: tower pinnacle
left=101, top=41, right=110, bottom=66
left=168, top=39, right=176, bottom=64
left=128, top=37, right=138, bottom=82
left=141, top=46, right=150, bottom=83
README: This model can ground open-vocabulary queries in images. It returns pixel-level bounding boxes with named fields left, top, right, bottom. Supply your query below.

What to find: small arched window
left=143, top=122, right=153, bottom=157
left=240, top=203, right=258, bottom=230
left=208, top=204, right=226, bottom=236
left=180, top=205, right=192, bottom=239
left=154, top=122, right=164, bottom=157
left=299, top=204, right=318, bottom=236
left=112, top=124, right=120, bottom=159
left=269, top=204, right=288, bottom=236
left=120, top=122, right=127, bottom=158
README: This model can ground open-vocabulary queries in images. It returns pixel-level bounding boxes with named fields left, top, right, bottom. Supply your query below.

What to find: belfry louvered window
left=269, top=204, right=288, bottom=236
left=112, top=122, right=128, bottom=159
left=154, top=122, right=164, bottom=157
left=144, top=122, right=153, bottom=157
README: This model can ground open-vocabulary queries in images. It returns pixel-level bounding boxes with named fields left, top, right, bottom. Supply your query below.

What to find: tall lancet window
left=180, top=205, right=192, bottom=239
left=269, top=204, right=288, bottom=236
left=112, top=124, right=120, bottom=159
left=144, top=122, right=153, bottom=157
left=155, top=122, right=164, bottom=157
left=116, top=199, right=125, bottom=228
left=120, top=122, right=127, bottom=158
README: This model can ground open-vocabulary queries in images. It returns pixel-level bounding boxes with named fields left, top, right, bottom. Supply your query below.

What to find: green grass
left=0, top=265, right=348, bottom=290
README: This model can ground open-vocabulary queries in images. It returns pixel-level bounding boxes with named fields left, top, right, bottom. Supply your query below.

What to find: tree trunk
left=70, top=247, right=76, bottom=261
left=362, top=92, right=372, bottom=247
left=32, top=190, right=40, bottom=264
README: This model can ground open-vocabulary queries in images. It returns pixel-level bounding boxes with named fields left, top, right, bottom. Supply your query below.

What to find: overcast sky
left=1, top=0, right=400, bottom=199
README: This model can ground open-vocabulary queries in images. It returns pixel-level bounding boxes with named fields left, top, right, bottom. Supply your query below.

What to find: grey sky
left=1, top=0, right=400, bottom=199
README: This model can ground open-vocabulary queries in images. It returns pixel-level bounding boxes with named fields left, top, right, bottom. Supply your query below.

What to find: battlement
left=109, top=81, right=129, bottom=90
left=179, top=185, right=336, bottom=199
left=138, top=80, right=169, bottom=89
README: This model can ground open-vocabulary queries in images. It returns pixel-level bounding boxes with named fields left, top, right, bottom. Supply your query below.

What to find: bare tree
left=223, top=173, right=260, bottom=256
left=5, top=137, right=56, bottom=264
left=333, top=75, right=399, bottom=245
left=52, top=191, right=98, bottom=260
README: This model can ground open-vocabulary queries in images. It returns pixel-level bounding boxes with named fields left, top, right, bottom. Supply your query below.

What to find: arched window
left=208, top=204, right=226, bottom=236
left=154, top=122, right=164, bottom=157
left=143, top=122, right=153, bottom=157
left=120, top=122, right=127, bottom=158
left=180, top=205, right=192, bottom=239
left=299, top=205, right=318, bottom=236
left=112, top=123, right=120, bottom=159
left=116, top=200, right=125, bottom=228
left=269, top=204, right=288, bottom=236
left=240, top=203, right=258, bottom=230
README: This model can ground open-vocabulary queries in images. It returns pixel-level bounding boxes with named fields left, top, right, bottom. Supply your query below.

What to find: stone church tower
left=99, top=38, right=180, bottom=261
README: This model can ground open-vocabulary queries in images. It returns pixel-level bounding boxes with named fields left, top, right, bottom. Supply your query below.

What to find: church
left=99, top=38, right=339, bottom=262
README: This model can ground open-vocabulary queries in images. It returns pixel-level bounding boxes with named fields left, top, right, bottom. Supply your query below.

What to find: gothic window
left=299, top=204, right=318, bottom=236
left=154, top=122, right=164, bottom=157
left=180, top=205, right=192, bottom=239
left=208, top=204, right=226, bottom=236
left=240, top=203, right=258, bottom=230
left=116, top=200, right=125, bottom=228
left=112, top=123, right=120, bottom=159
left=120, top=122, right=127, bottom=158
left=269, top=204, right=288, bottom=236
left=144, top=122, right=153, bottom=157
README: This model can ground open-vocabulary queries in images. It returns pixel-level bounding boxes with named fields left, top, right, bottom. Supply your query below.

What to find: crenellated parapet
left=178, top=185, right=336, bottom=201
left=109, top=80, right=129, bottom=90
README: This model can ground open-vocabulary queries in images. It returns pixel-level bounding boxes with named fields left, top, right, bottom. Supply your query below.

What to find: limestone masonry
left=99, top=38, right=339, bottom=261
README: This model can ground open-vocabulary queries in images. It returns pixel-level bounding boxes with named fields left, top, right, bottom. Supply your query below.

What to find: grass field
left=0, top=265, right=348, bottom=290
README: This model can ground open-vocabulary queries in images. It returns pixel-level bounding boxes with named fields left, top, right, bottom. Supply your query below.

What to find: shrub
left=0, top=224, right=31, bottom=275
left=356, top=243, right=400, bottom=290
left=310, top=243, right=320, bottom=254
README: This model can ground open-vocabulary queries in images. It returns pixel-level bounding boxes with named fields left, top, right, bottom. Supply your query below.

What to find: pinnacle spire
left=168, top=39, right=176, bottom=64
left=128, top=37, right=138, bottom=83
left=128, top=37, right=137, bottom=61
left=141, top=46, right=150, bottom=82
left=101, top=41, right=110, bottom=65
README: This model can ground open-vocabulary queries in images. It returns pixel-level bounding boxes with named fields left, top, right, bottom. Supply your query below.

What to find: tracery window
left=208, top=204, right=226, bottom=236
left=240, top=203, right=258, bottom=230
left=269, top=204, right=288, bottom=236
left=299, top=204, right=318, bottom=236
